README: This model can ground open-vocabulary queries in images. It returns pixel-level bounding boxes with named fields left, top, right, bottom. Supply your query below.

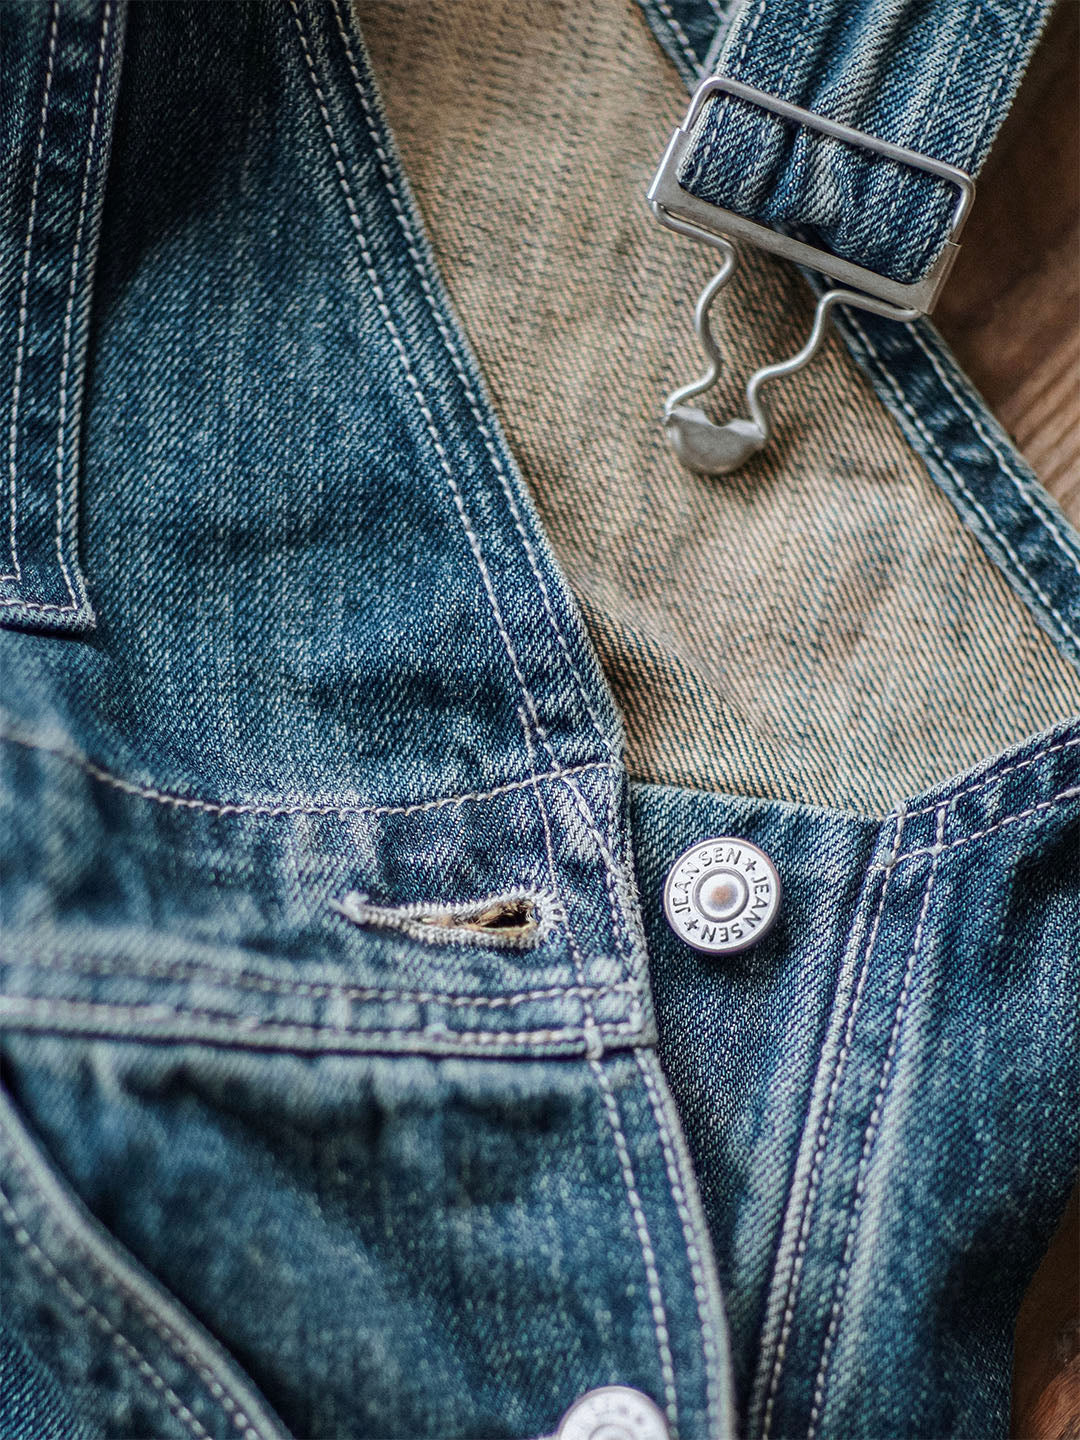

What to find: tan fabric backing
left=358, top=0, right=1080, bottom=816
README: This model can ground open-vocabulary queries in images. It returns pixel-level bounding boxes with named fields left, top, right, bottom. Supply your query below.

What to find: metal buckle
left=647, top=77, right=976, bottom=473
left=648, top=75, right=975, bottom=313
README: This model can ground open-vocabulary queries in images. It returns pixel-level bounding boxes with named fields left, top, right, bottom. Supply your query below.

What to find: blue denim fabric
left=1, top=2, right=1078, bottom=1439
left=635, top=1, right=738, bottom=90
left=0, top=1039, right=732, bottom=1439
left=1, top=1317, right=99, bottom=1440
left=633, top=716, right=1080, bottom=1438
left=672, top=0, right=1055, bottom=284
left=1, top=3, right=731, bottom=1435
left=0, top=0, right=124, bottom=631
left=831, top=306, right=1080, bottom=669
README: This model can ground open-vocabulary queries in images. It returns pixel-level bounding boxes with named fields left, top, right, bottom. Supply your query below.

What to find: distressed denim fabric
left=1, top=3, right=1078, bottom=1440
left=633, top=718, right=1080, bottom=1438
left=0, top=1318, right=97, bottom=1440
left=674, top=0, right=1055, bottom=284
left=0, top=0, right=123, bottom=631
left=0, top=3, right=729, bottom=1436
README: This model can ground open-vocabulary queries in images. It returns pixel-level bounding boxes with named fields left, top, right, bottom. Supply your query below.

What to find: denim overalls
left=1, top=2, right=1077, bottom=1438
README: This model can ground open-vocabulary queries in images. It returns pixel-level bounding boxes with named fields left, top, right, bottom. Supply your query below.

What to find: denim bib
left=1, top=3, right=1077, bottom=1439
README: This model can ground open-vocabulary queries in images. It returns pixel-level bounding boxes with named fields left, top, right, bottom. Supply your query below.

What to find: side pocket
left=0, top=0, right=124, bottom=633
left=0, top=1077, right=289, bottom=1440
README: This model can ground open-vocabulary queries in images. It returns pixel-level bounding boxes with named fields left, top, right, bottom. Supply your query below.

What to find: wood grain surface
left=1012, top=1185, right=1080, bottom=1440
left=936, top=9, right=1080, bottom=1434
left=935, top=1, right=1080, bottom=527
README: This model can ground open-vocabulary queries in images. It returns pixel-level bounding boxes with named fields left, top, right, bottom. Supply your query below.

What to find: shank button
left=555, top=1387, right=670, bottom=1440
left=663, top=836, right=780, bottom=954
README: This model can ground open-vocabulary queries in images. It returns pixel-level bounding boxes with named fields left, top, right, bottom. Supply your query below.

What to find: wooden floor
left=935, top=2, right=1079, bottom=526
left=1013, top=1187, right=1080, bottom=1440
left=934, top=9, right=1080, bottom=1435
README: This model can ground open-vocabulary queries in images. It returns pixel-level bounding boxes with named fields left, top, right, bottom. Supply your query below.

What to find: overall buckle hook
left=648, top=76, right=975, bottom=475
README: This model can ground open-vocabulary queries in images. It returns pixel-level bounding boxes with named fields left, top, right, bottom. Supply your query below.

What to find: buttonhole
left=331, top=889, right=552, bottom=950
left=446, top=897, right=536, bottom=937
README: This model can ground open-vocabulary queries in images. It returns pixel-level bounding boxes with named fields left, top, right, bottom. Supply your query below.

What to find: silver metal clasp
left=647, top=76, right=976, bottom=473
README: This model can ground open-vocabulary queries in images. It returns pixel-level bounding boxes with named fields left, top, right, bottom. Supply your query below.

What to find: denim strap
left=0, top=0, right=126, bottom=632
left=675, top=0, right=1054, bottom=285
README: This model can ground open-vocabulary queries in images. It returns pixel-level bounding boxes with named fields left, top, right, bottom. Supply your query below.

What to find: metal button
left=555, top=1386, right=670, bottom=1440
left=663, top=837, right=780, bottom=954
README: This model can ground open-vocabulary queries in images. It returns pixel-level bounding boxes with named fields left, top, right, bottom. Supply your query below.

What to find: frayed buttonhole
left=331, top=889, right=552, bottom=950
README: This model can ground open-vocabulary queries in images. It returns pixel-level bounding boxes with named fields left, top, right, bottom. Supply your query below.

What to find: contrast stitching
left=911, top=324, right=1080, bottom=579
left=3, top=949, right=641, bottom=1010
left=557, top=761, right=635, bottom=977
left=590, top=1058, right=680, bottom=1435
left=520, top=708, right=602, bottom=1061
left=605, top=764, right=647, bottom=984
left=523, top=718, right=677, bottom=1440
left=288, top=2, right=593, bottom=830
left=733, top=0, right=770, bottom=73
left=875, top=0, right=981, bottom=262
left=650, top=0, right=708, bottom=76
left=0, top=723, right=614, bottom=817
left=294, top=3, right=640, bottom=998
left=0, top=1182, right=214, bottom=1440
left=332, top=886, right=556, bottom=952
left=1, top=2, right=111, bottom=613
left=0, top=1135, right=267, bottom=1440
left=0, top=996, right=646, bottom=1049
left=893, top=784, right=1080, bottom=864
left=844, top=313, right=1080, bottom=653
left=967, top=0, right=1041, bottom=168
left=4, top=0, right=60, bottom=585
left=54, top=0, right=111, bottom=609
left=918, top=3, right=982, bottom=154
left=902, top=735, right=1080, bottom=820
left=635, top=1051, right=722, bottom=1439
left=805, top=807, right=947, bottom=1438
left=758, top=810, right=904, bottom=1440
left=696, top=0, right=804, bottom=179
left=328, top=0, right=619, bottom=764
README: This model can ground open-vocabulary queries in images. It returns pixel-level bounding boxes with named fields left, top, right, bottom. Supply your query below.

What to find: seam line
left=54, top=0, right=112, bottom=610
left=286, top=1, right=562, bottom=797
left=804, top=807, right=947, bottom=1438
left=758, top=809, right=904, bottom=1440
left=556, top=762, right=636, bottom=981
left=911, top=323, right=1080, bottom=577
left=4, top=0, right=60, bottom=585
left=901, top=734, right=1080, bottom=819
left=1, top=2, right=111, bottom=612
left=635, top=1051, right=723, bottom=1438
left=0, top=1180, right=215, bottom=1440
left=289, top=3, right=642, bottom=995
left=651, top=0, right=708, bottom=76
left=967, top=0, right=1041, bottom=169
left=322, top=2, right=642, bottom=990
left=892, top=783, right=1080, bottom=862
left=328, top=0, right=618, bottom=764
left=0, top=997, right=645, bottom=1049
left=591, top=1058, right=681, bottom=1436
left=844, top=313, right=1080, bottom=654
left=0, top=724, right=613, bottom=817
left=520, top=708, right=603, bottom=1061
left=0, top=1121, right=268, bottom=1440
left=1, top=950, right=641, bottom=1011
